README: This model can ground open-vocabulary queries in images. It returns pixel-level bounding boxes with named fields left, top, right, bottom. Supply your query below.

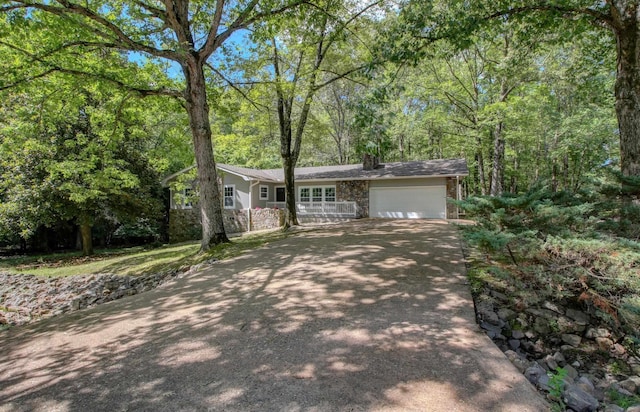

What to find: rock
left=480, top=321, right=503, bottom=338
left=525, top=330, right=536, bottom=339
left=553, top=351, right=567, bottom=366
left=543, top=301, right=564, bottom=314
left=596, top=337, right=614, bottom=351
left=527, top=308, right=557, bottom=320
left=602, top=405, right=624, bottom=412
left=537, top=373, right=551, bottom=391
left=563, top=383, right=599, bottom=412
left=508, top=339, right=521, bottom=350
left=585, top=328, right=611, bottom=339
left=545, top=355, right=559, bottom=371
left=565, top=308, right=590, bottom=325
left=504, top=350, right=529, bottom=373
left=504, top=349, right=519, bottom=362
left=619, top=378, right=637, bottom=394
left=0, top=270, right=177, bottom=327
left=562, top=334, right=582, bottom=347
left=577, top=376, right=595, bottom=394
left=477, top=301, right=502, bottom=326
left=525, top=363, right=547, bottom=385
left=627, top=406, right=640, bottom=412
left=490, top=289, right=509, bottom=302
left=610, top=343, right=626, bottom=357
left=628, top=376, right=640, bottom=392
left=558, top=316, right=586, bottom=333
left=497, top=307, right=516, bottom=321
left=534, top=317, right=551, bottom=335
left=565, top=365, right=580, bottom=381
left=511, top=329, right=525, bottom=340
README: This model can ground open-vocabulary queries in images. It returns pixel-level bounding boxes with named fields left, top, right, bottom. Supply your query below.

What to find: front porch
left=266, top=201, right=357, bottom=217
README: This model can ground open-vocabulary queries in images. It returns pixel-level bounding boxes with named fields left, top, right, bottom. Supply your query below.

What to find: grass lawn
left=0, top=229, right=289, bottom=277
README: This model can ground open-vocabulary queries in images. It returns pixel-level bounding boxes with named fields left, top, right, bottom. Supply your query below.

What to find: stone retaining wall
left=169, top=208, right=284, bottom=242
left=251, top=208, right=284, bottom=231
left=168, top=208, right=201, bottom=243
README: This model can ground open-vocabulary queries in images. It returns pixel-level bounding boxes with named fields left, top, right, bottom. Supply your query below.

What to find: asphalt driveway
left=0, top=220, right=548, bottom=411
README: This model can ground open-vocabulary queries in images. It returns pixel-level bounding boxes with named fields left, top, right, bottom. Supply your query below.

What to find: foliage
left=1, top=229, right=290, bottom=277
left=607, top=389, right=640, bottom=409
left=0, top=76, right=167, bottom=250
left=459, top=181, right=640, bottom=341
left=597, top=171, right=640, bottom=240
left=548, top=367, right=568, bottom=412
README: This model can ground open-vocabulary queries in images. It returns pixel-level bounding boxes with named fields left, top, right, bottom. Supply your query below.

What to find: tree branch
left=205, top=62, right=270, bottom=111
left=486, top=3, right=612, bottom=28
left=313, top=63, right=374, bottom=91
left=0, top=41, right=182, bottom=98
left=4, top=0, right=181, bottom=61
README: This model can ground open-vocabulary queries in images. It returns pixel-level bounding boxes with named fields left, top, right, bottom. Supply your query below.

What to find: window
left=259, top=185, right=269, bottom=200
left=184, top=188, right=194, bottom=208
left=324, top=187, right=336, bottom=202
left=298, top=186, right=336, bottom=203
left=312, top=187, right=323, bottom=202
left=224, top=185, right=235, bottom=209
left=300, top=188, right=310, bottom=202
left=171, top=188, right=195, bottom=209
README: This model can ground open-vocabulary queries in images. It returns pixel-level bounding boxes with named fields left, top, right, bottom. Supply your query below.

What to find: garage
left=369, top=182, right=447, bottom=219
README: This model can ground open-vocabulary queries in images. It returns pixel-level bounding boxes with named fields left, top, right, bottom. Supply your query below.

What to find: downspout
left=249, top=180, right=260, bottom=232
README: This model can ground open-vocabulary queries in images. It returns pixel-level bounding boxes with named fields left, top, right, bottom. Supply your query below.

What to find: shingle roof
left=217, top=164, right=281, bottom=181
left=164, top=158, right=468, bottom=186
left=220, top=158, right=468, bottom=182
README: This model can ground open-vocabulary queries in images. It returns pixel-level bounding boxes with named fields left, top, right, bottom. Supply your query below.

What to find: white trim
left=217, top=165, right=253, bottom=181
left=161, top=165, right=196, bottom=187
left=224, top=184, right=236, bottom=209
left=259, top=185, right=269, bottom=200
left=298, top=185, right=336, bottom=203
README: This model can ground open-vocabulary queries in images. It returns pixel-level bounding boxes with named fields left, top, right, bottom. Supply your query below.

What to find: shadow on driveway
left=0, top=220, right=548, bottom=411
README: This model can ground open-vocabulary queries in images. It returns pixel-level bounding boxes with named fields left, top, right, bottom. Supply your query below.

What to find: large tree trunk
left=282, top=156, right=299, bottom=229
left=490, top=121, right=505, bottom=196
left=613, top=15, right=640, bottom=177
left=476, top=137, right=487, bottom=195
left=79, top=214, right=93, bottom=256
left=183, top=62, right=229, bottom=250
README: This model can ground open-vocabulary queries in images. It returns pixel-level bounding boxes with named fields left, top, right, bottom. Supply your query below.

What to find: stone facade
left=336, top=180, right=369, bottom=218
left=223, top=209, right=249, bottom=234
left=168, top=208, right=201, bottom=243
left=446, top=177, right=459, bottom=219
left=168, top=208, right=284, bottom=242
left=251, top=208, right=284, bottom=231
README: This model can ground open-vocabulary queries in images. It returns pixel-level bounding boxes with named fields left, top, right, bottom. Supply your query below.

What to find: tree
left=392, top=0, right=639, bottom=179
left=253, top=0, right=380, bottom=228
left=0, top=0, right=304, bottom=251
left=0, top=78, right=164, bottom=255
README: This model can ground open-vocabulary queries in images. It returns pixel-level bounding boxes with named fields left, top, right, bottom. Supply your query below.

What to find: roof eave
left=295, top=173, right=469, bottom=183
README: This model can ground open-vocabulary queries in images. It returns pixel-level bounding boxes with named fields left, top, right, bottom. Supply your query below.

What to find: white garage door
left=369, top=186, right=446, bottom=219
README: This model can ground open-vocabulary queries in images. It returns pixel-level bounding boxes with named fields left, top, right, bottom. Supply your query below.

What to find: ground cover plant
left=0, top=229, right=289, bottom=278
left=458, top=173, right=640, bottom=410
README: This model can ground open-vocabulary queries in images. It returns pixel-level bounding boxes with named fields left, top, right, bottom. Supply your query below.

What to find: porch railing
left=266, top=201, right=356, bottom=217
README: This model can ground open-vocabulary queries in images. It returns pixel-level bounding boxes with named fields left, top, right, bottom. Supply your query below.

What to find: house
left=162, top=157, right=468, bottom=242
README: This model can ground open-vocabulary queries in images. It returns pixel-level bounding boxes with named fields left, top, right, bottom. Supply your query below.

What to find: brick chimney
left=363, top=153, right=379, bottom=171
